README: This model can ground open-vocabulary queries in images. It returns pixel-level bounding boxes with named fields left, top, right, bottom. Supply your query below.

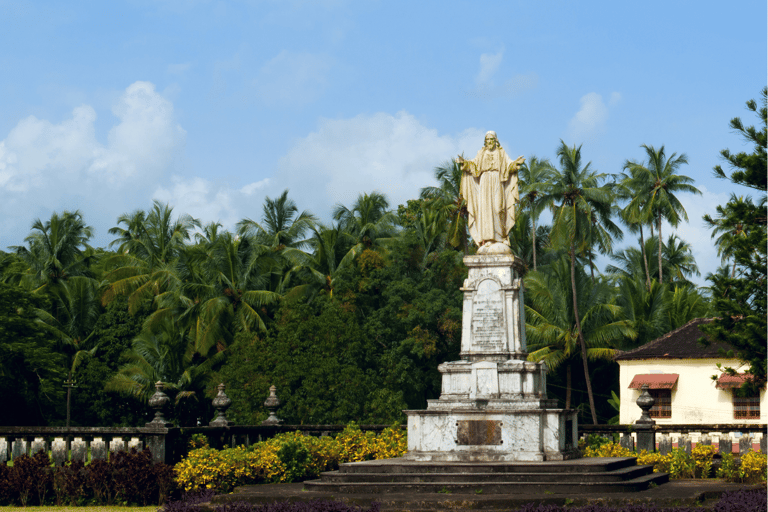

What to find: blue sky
left=0, top=1, right=765, bottom=285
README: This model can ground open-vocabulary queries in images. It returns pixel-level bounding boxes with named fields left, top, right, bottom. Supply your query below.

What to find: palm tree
left=11, top=210, right=96, bottom=297
left=662, top=234, right=700, bottom=284
left=613, top=275, right=670, bottom=350
left=35, top=276, right=101, bottom=427
left=420, top=160, right=467, bottom=252
left=625, top=145, right=700, bottom=284
left=525, top=256, right=634, bottom=410
left=237, top=190, right=316, bottom=250
left=540, top=141, right=622, bottom=424
left=519, top=156, right=554, bottom=270
left=333, top=192, right=398, bottom=268
left=103, top=202, right=200, bottom=312
left=667, top=283, right=710, bottom=329
left=616, top=167, right=652, bottom=288
left=704, top=195, right=750, bottom=277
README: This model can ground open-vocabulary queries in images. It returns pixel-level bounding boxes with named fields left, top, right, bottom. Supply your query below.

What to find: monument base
left=404, top=253, right=579, bottom=462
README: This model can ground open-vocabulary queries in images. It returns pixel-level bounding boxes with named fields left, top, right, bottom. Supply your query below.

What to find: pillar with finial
left=210, top=383, right=233, bottom=427
left=634, top=384, right=656, bottom=452
left=146, top=381, right=173, bottom=428
left=261, top=385, right=282, bottom=425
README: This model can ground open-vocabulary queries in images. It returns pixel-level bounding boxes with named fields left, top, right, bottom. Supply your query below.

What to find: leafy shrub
left=691, top=444, right=716, bottom=478
left=718, top=451, right=768, bottom=484
left=582, top=442, right=633, bottom=458
left=636, top=450, right=671, bottom=474
left=175, top=425, right=407, bottom=492
left=55, top=460, right=88, bottom=506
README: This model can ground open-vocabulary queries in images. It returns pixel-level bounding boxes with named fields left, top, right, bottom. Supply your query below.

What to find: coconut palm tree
left=525, top=256, right=635, bottom=410
left=519, top=156, right=555, bottom=270
left=539, top=141, right=622, bottom=424
left=624, top=145, right=700, bottom=284
left=102, top=202, right=200, bottom=312
left=333, top=192, right=398, bottom=268
left=420, top=159, right=467, bottom=252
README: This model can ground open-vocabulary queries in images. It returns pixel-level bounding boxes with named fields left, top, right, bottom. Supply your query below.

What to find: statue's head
left=484, top=131, right=498, bottom=150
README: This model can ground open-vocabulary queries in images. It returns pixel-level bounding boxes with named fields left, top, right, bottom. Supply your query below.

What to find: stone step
left=338, top=456, right=638, bottom=474
left=302, top=472, right=669, bottom=495
left=321, top=464, right=653, bottom=484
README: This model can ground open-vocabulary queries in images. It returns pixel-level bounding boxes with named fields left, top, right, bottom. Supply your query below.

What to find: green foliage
left=174, top=426, right=407, bottom=492
left=701, top=88, right=767, bottom=390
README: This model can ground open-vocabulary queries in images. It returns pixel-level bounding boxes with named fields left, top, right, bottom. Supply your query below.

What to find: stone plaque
left=457, top=420, right=502, bottom=445
left=471, top=279, right=505, bottom=348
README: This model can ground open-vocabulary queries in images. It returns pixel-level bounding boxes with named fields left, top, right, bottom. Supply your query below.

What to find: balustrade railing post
left=634, top=384, right=656, bottom=453
left=144, top=381, right=173, bottom=464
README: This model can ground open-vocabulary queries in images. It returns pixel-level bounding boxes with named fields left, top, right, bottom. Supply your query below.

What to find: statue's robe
left=459, top=146, right=520, bottom=246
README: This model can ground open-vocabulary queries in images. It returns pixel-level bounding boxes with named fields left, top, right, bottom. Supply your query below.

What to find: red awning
left=716, top=373, right=751, bottom=390
left=628, top=374, right=679, bottom=389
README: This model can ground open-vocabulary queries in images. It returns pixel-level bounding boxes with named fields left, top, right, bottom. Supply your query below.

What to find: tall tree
left=541, top=141, right=622, bottom=424
left=525, top=256, right=634, bottom=410
left=420, top=160, right=467, bottom=252
left=519, top=156, right=554, bottom=270
left=701, top=88, right=767, bottom=390
left=333, top=192, right=397, bottom=267
left=625, top=145, right=700, bottom=284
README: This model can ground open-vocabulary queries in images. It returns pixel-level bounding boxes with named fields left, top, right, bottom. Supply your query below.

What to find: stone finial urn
left=261, top=385, right=282, bottom=425
left=209, top=383, right=233, bottom=427
left=635, top=384, right=656, bottom=425
left=146, top=381, right=173, bottom=428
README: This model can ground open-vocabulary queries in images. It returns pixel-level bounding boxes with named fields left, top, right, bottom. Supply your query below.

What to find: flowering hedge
left=584, top=441, right=767, bottom=483
left=175, top=424, right=407, bottom=492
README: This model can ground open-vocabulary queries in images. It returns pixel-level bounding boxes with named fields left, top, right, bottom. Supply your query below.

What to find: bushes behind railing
left=0, top=448, right=175, bottom=506
left=175, top=423, right=407, bottom=492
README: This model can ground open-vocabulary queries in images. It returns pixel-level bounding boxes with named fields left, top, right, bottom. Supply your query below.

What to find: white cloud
left=0, top=81, right=186, bottom=248
left=252, top=50, right=332, bottom=106
left=567, top=92, right=615, bottom=142
left=475, top=50, right=504, bottom=87
left=468, top=49, right=538, bottom=99
left=274, top=112, right=485, bottom=219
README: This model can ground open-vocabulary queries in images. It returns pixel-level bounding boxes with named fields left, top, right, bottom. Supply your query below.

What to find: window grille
left=649, top=389, right=671, bottom=418
left=733, top=394, right=760, bottom=419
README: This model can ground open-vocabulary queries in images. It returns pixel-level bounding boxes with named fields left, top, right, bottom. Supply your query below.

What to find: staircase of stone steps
left=302, top=456, right=669, bottom=495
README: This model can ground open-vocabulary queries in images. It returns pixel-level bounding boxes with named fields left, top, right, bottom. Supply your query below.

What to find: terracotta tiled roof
left=628, top=373, right=679, bottom=389
left=614, top=318, right=738, bottom=361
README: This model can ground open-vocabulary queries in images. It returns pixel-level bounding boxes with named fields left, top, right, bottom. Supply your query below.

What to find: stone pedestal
left=404, top=254, right=578, bottom=462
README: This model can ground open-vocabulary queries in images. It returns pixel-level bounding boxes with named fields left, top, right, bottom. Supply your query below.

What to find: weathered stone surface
left=0, top=437, right=7, bottom=464
left=700, top=434, right=712, bottom=446
left=457, top=420, right=502, bottom=445
left=620, top=433, right=634, bottom=452
left=12, top=438, right=26, bottom=460
left=109, top=437, right=125, bottom=455
left=718, top=436, right=732, bottom=455
left=658, top=434, right=672, bottom=455
left=128, top=437, right=143, bottom=452
left=406, top=254, right=577, bottom=463
left=91, top=437, right=106, bottom=460
left=739, top=435, right=752, bottom=454
left=760, top=435, right=766, bottom=454
left=635, top=426, right=654, bottom=453
left=30, top=437, right=46, bottom=456
left=71, top=437, right=87, bottom=463
left=51, top=438, right=67, bottom=466
left=681, top=435, right=692, bottom=455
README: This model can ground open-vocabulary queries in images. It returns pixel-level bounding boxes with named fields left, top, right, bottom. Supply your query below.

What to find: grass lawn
left=0, top=507, right=159, bottom=512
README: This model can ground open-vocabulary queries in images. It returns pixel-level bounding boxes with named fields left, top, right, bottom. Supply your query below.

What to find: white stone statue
left=458, top=131, right=525, bottom=253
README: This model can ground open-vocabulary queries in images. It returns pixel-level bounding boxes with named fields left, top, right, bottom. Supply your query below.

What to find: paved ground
left=205, top=480, right=767, bottom=510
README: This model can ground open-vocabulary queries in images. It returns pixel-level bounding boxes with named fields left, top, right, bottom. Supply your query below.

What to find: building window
left=649, top=389, right=671, bottom=418
left=733, top=392, right=760, bottom=419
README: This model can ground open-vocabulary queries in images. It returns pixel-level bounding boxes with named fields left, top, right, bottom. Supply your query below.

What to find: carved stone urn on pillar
left=209, top=383, right=233, bottom=427
left=261, top=385, right=282, bottom=425
left=146, top=381, right=173, bottom=428
left=634, top=384, right=656, bottom=453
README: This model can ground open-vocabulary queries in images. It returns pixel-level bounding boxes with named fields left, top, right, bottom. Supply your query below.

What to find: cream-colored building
left=616, top=318, right=766, bottom=425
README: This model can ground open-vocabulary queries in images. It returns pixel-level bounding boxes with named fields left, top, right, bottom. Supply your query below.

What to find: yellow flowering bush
left=636, top=450, right=671, bottom=474
left=691, top=444, right=716, bottom=478
left=583, top=442, right=634, bottom=458
left=174, top=425, right=407, bottom=492
left=739, top=451, right=767, bottom=483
